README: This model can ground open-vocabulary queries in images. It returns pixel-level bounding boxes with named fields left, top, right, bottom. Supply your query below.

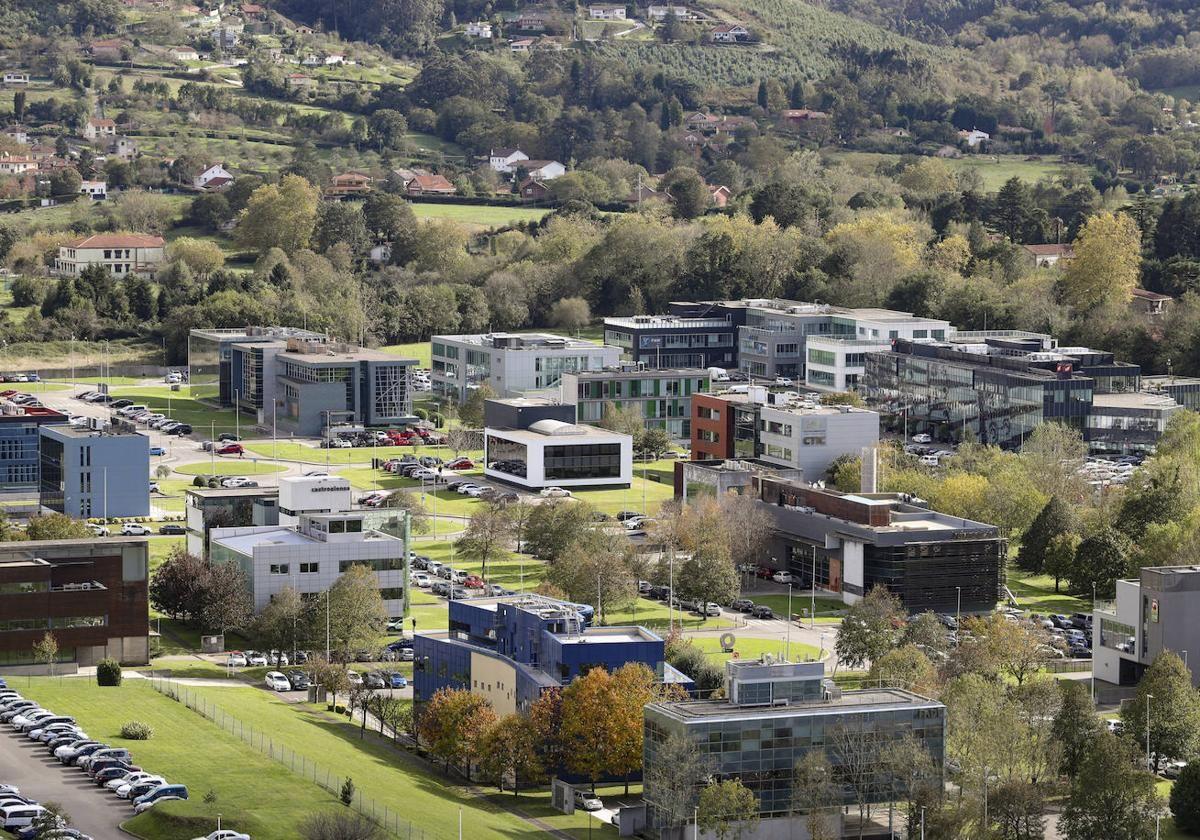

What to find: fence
left=149, top=678, right=430, bottom=839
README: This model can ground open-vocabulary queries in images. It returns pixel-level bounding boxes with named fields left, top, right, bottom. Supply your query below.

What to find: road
left=0, top=726, right=131, bottom=840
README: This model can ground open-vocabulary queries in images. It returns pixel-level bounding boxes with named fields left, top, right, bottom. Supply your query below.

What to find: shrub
left=96, top=658, right=122, bottom=686
left=1172, top=762, right=1200, bottom=833
left=120, top=720, right=152, bottom=740
left=340, top=777, right=355, bottom=806
left=192, top=475, right=208, bottom=487
left=300, top=811, right=381, bottom=840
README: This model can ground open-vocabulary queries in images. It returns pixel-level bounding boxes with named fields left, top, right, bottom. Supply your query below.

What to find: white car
left=919, top=454, right=939, bottom=467
left=911, top=433, right=933, bottom=444
left=347, top=670, right=363, bottom=686
left=121, top=523, right=153, bottom=536
left=455, top=484, right=481, bottom=495
left=463, top=486, right=486, bottom=498
left=245, top=652, right=268, bottom=666
left=771, top=571, right=794, bottom=584
left=0, top=803, right=48, bottom=831
left=192, top=831, right=252, bottom=840
left=411, top=572, right=432, bottom=588
left=108, top=771, right=157, bottom=793
left=221, top=477, right=255, bottom=489
left=330, top=438, right=352, bottom=448
left=226, top=652, right=248, bottom=667
left=264, top=671, right=291, bottom=691
left=88, top=524, right=110, bottom=537
left=774, top=376, right=793, bottom=386
left=573, top=790, right=603, bottom=811
left=540, top=487, right=572, bottom=498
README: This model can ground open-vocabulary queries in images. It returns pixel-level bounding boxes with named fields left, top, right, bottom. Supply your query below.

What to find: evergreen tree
left=757, top=78, right=769, bottom=109
left=1053, top=680, right=1103, bottom=779
left=1121, top=652, right=1200, bottom=771
left=1170, top=762, right=1200, bottom=834
left=1016, top=496, right=1072, bottom=574
left=1115, top=471, right=1187, bottom=540
left=1069, top=528, right=1132, bottom=598
left=789, top=79, right=805, bottom=109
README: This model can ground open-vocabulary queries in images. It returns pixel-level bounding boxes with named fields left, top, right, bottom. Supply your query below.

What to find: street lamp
left=785, top=583, right=792, bottom=661
left=955, top=586, right=962, bottom=644
left=1147, top=693, right=1154, bottom=771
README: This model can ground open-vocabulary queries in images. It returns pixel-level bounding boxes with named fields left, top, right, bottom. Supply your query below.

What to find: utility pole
left=810, top=544, right=817, bottom=629
left=1147, top=693, right=1154, bottom=771
left=785, top=583, right=792, bottom=660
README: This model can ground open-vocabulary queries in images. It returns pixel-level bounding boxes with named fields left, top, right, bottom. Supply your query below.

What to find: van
left=1, top=804, right=47, bottom=830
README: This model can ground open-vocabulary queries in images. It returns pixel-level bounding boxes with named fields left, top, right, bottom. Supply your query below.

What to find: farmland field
left=829, top=151, right=1084, bottom=192
left=410, top=203, right=551, bottom=227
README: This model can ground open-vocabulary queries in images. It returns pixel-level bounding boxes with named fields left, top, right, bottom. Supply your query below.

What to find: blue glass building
left=0, top=404, right=67, bottom=503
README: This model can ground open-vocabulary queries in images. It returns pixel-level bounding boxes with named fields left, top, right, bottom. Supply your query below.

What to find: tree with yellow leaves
left=1059, top=211, right=1140, bottom=310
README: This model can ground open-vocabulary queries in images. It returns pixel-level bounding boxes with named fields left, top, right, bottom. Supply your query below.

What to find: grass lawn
left=744, top=593, right=847, bottom=621
left=606, top=597, right=735, bottom=631
left=173, top=460, right=288, bottom=477
left=410, top=203, right=551, bottom=228
left=180, top=684, right=590, bottom=839
left=108, top=385, right=242, bottom=437
left=573, top=466, right=675, bottom=515
left=1007, top=568, right=1090, bottom=615
left=47, top=376, right=156, bottom=386
left=691, top=635, right=823, bottom=663
left=381, top=341, right=431, bottom=368
left=828, top=151, right=1084, bottom=192
left=1, top=382, right=72, bottom=394
left=147, top=535, right=184, bottom=571
left=151, top=478, right=194, bottom=515
left=246, top=441, right=481, bottom=467
left=15, top=679, right=349, bottom=840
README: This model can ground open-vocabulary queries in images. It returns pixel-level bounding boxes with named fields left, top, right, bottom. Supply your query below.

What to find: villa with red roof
left=55, top=233, right=166, bottom=277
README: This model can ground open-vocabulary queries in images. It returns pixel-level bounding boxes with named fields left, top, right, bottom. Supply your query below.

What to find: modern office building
left=413, top=594, right=692, bottom=715
left=1095, top=566, right=1200, bottom=689
left=560, top=366, right=710, bottom=440
left=277, top=474, right=352, bottom=528
left=430, top=333, right=621, bottom=400
left=643, top=659, right=944, bottom=834
left=672, top=458, right=804, bottom=501
left=750, top=478, right=1005, bottom=613
left=689, top=387, right=879, bottom=480
left=483, top=397, right=633, bottom=489
left=185, top=485, right=279, bottom=558
left=188, top=326, right=327, bottom=406
left=208, top=509, right=409, bottom=616
left=0, top=537, right=149, bottom=672
left=39, top=424, right=150, bottom=519
left=1143, top=375, right=1200, bottom=412
left=603, top=315, right=737, bottom=370
left=1086, top=392, right=1182, bottom=455
left=0, top=402, right=67, bottom=503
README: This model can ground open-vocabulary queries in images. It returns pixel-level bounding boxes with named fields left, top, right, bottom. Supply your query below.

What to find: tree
left=1069, top=528, right=1133, bottom=598
left=868, top=645, right=940, bottom=696
left=528, top=688, right=567, bottom=773
left=523, top=500, right=594, bottom=562
left=253, top=586, right=311, bottom=658
left=902, top=611, right=948, bottom=656
left=1170, top=761, right=1200, bottom=834
left=697, top=779, right=759, bottom=840
left=197, top=561, right=253, bottom=635
left=828, top=721, right=881, bottom=837
left=547, top=527, right=636, bottom=624
left=189, top=192, right=231, bottom=230
left=638, top=427, right=672, bottom=460
left=644, top=731, right=713, bottom=833
left=1121, top=652, right=1200, bottom=770
left=149, top=546, right=207, bottom=620
left=1060, top=211, right=1141, bottom=311
left=835, top=585, right=905, bottom=670
left=661, top=167, right=709, bottom=220
left=1059, top=732, right=1162, bottom=840
left=719, top=492, right=774, bottom=574
left=236, top=174, right=320, bottom=253
left=32, top=632, right=58, bottom=675
left=1053, top=680, right=1103, bottom=779
left=1116, top=472, right=1188, bottom=541
left=454, top=504, right=513, bottom=582
left=1043, top=532, right=1080, bottom=594
left=792, top=751, right=839, bottom=840
left=49, top=167, right=82, bottom=197
left=444, top=427, right=482, bottom=458
left=313, top=201, right=369, bottom=255
left=326, top=565, right=388, bottom=658
left=547, top=297, right=590, bottom=332
left=167, top=237, right=225, bottom=277
left=458, top=383, right=495, bottom=428
left=363, top=192, right=418, bottom=246
left=478, top=714, right=544, bottom=796
left=417, top=688, right=497, bottom=777
left=882, top=734, right=941, bottom=839
left=559, top=667, right=619, bottom=789
left=955, top=613, right=1051, bottom=686
left=990, top=780, right=1045, bottom=840
left=993, top=177, right=1043, bottom=243
left=368, top=109, right=408, bottom=151
left=1016, top=496, right=1073, bottom=574
left=29, top=802, right=69, bottom=838
left=26, top=513, right=90, bottom=541
left=381, top=490, right=430, bottom=534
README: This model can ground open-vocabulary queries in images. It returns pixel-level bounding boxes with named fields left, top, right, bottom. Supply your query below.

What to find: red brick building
left=690, top=392, right=736, bottom=460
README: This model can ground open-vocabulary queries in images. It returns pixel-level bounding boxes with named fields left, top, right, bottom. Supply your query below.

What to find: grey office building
left=1095, top=566, right=1200, bottom=689
left=39, top=424, right=150, bottom=519
left=188, top=326, right=327, bottom=406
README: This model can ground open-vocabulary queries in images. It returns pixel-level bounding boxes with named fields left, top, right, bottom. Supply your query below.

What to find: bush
left=340, top=777, right=355, bottom=806
left=120, top=720, right=152, bottom=740
left=300, top=811, right=381, bottom=840
left=96, top=658, right=122, bottom=686
left=1171, top=762, right=1200, bottom=833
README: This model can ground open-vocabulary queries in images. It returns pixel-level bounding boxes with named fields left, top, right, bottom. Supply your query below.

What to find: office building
left=1086, top=392, right=1182, bottom=455
left=413, top=594, right=692, bottom=715
left=751, top=477, right=1005, bottom=613
left=560, top=366, right=710, bottom=440
left=1144, top=375, right=1200, bottom=412
left=430, top=333, right=621, bottom=400
left=0, top=537, right=149, bottom=672
left=188, top=326, right=327, bottom=406
left=690, top=387, right=879, bottom=479
left=643, top=659, right=944, bottom=834
left=672, top=458, right=803, bottom=501
left=39, top=424, right=149, bottom=519
left=0, top=402, right=67, bottom=504
left=603, top=315, right=737, bottom=370
left=1095, top=566, right=1200, bottom=689
left=483, top=398, right=633, bottom=490
left=209, top=509, right=410, bottom=616
left=277, top=474, right=352, bottom=528
left=185, top=485, right=279, bottom=558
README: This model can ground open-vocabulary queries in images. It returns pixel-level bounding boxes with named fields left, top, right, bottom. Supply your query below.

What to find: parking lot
left=0, top=725, right=129, bottom=840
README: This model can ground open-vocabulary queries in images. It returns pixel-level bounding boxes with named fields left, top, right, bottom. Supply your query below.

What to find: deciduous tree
left=835, top=585, right=905, bottom=670
left=1053, top=680, right=1103, bottom=779
left=1060, top=732, right=1162, bottom=840
left=1016, top=496, right=1073, bottom=574
left=697, top=779, right=759, bottom=840
left=236, top=174, right=320, bottom=253
left=454, top=504, right=514, bottom=582
left=1121, top=651, right=1200, bottom=769
left=417, top=688, right=497, bottom=778
left=326, top=564, right=388, bottom=658
left=1060, top=211, right=1141, bottom=311
left=26, top=513, right=90, bottom=541
left=644, top=731, right=713, bottom=834
left=792, top=751, right=839, bottom=840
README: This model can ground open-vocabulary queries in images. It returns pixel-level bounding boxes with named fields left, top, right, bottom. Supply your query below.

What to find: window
left=338, top=558, right=403, bottom=572
left=808, top=348, right=835, bottom=367
left=299, top=562, right=319, bottom=574
left=379, top=588, right=405, bottom=600
left=697, top=429, right=720, bottom=443
left=543, top=443, right=623, bottom=480
left=697, top=406, right=720, bottom=420
left=269, top=564, right=290, bottom=575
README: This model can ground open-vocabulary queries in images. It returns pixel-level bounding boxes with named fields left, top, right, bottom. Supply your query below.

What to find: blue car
left=133, top=783, right=188, bottom=813
left=149, top=446, right=165, bottom=456
left=388, top=672, right=408, bottom=688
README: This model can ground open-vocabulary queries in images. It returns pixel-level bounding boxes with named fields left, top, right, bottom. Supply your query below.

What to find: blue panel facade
left=39, top=427, right=150, bottom=518
left=0, top=409, right=67, bottom=497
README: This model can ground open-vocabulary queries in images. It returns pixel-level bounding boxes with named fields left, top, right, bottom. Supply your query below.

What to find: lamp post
left=785, top=583, right=792, bottom=661
left=1092, top=583, right=1097, bottom=703
left=920, top=807, right=925, bottom=840
left=955, top=586, right=961, bottom=644
left=810, top=544, right=817, bottom=630
left=1147, top=693, right=1154, bottom=771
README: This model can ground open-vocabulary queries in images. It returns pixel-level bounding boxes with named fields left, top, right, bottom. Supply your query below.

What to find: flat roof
left=604, top=316, right=733, bottom=329
left=279, top=347, right=407, bottom=364
left=1092, top=392, right=1179, bottom=410
left=42, top=425, right=143, bottom=439
left=186, top=486, right=279, bottom=498
left=761, top=403, right=876, bottom=417
left=212, top=528, right=315, bottom=553
left=649, top=688, right=940, bottom=723
left=487, top=425, right=627, bottom=443
left=0, top=404, right=66, bottom=419
left=558, top=627, right=660, bottom=644
left=190, top=326, right=326, bottom=341
left=569, top=367, right=709, bottom=379
left=434, top=332, right=603, bottom=349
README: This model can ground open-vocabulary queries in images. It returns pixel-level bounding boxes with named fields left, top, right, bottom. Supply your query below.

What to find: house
left=219, top=24, right=241, bottom=49
left=710, top=23, right=749, bottom=42
left=518, top=160, right=565, bottom=180
left=405, top=173, right=456, bottom=195
left=647, top=5, right=703, bottom=21
left=79, top=180, right=107, bottom=200
left=489, top=148, right=529, bottom=173
left=518, top=178, right=551, bottom=201
left=327, top=171, right=373, bottom=197
left=1131, top=288, right=1172, bottom=317
left=285, top=73, right=316, bottom=92
left=83, top=118, right=117, bottom=142
left=55, top=233, right=166, bottom=277
left=1022, top=243, right=1074, bottom=269
left=300, top=54, right=323, bottom=66
left=369, top=244, right=392, bottom=265
left=109, top=136, right=138, bottom=160
left=324, top=53, right=345, bottom=65
left=0, top=153, right=37, bottom=175
left=627, top=183, right=670, bottom=205
left=780, top=108, right=829, bottom=127
left=2, top=71, right=29, bottom=86
left=168, top=46, right=200, bottom=61
left=88, top=39, right=129, bottom=61
left=193, top=163, right=234, bottom=190
left=2, top=126, right=28, bottom=145
left=513, top=12, right=548, bottom=30
left=509, top=38, right=535, bottom=52
left=684, top=111, right=721, bottom=132
left=708, top=184, right=732, bottom=207
left=958, top=127, right=990, bottom=148
left=240, top=2, right=266, bottom=17
left=466, top=21, right=493, bottom=38
left=589, top=5, right=627, bottom=19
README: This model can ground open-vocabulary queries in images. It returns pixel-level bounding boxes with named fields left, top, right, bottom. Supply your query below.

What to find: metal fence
left=149, top=678, right=431, bottom=839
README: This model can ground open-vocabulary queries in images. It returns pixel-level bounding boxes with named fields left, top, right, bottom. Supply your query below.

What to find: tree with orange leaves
left=416, top=688, right=497, bottom=779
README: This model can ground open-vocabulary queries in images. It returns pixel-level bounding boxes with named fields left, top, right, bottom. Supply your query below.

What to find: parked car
left=158, top=524, right=186, bottom=535
left=730, top=598, right=755, bottom=613
left=446, top=457, right=474, bottom=470
left=120, top=523, right=153, bottom=536
left=346, top=670, right=363, bottom=687
left=364, top=672, right=387, bottom=690
left=751, top=605, right=775, bottom=619
left=387, top=672, right=408, bottom=688
left=911, top=433, right=933, bottom=444
left=218, top=433, right=241, bottom=442
left=226, top=652, right=248, bottom=667
left=133, top=784, right=189, bottom=813
left=191, top=831, right=251, bottom=840
left=411, top=572, right=432, bottom=588
left=286, top=671, right=310, bottom=690
left=114, top=774, right=163, bottom=798
left=216, top=443, right=244, bottom=455
left=245, top=651, right=268, bottom=666
left=265, top=671, right=291, bottom=691
left=771, top=571, right=794, bottom=584
left=574, top=790, right=603, bottom=811
left=88, top=524, right=110, bottom=537
left=540, top=486, right=572, bottom=498
left=0, top=804, right=48, bottom=832
left=463, top=575, right=485, bottom=589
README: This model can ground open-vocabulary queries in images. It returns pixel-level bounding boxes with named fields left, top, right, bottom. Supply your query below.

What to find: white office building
left=485, top=420, right=633, bottom=490
left=431, top=333, right=621, bottom=400
left=278, top=474, right=352, bottom=528
left=756, top=397, right=880, bottom=478
left=209, top=510, right=409, bottom=617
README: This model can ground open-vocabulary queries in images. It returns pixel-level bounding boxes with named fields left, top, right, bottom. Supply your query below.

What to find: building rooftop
left=185, top=486, right=279, bottom=499
left=674, top=298, right=948, bottom=326
left=189, top=326, right=327, bottom=342
left=604, top=315, right=734, bottom=329
left=68, top=233, right=164, bottom=249
left=42, top=424, right=144, bottom=439
left=1092, top=392, right=1180, bottom=410
left=489, top=423, right=627, bottom=443
left=570, top=367, right=709, bottom=379
left=434, top=332, right=605, bottom=350
left=279, top=346, right=403, bottom=364
left=210, top=523, right=397, bottom=555
left=0, top=404, right=66, bottom=420
left=649, top=687, right=939, bottom=722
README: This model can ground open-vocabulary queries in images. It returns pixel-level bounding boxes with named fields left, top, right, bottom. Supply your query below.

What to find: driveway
left=0, top=727, right=131, bottom=840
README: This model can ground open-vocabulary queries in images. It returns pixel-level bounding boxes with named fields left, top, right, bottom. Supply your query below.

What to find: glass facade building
left=562, top=369, right=710, bottom=440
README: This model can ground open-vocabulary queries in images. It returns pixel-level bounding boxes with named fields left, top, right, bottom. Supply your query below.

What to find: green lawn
left=151, top=478, right=194, bottom=515
left=573, top=465, right=675, bottom=515
left=744, top=593, right=846, bottom=622
left=245, top=441, right=481, bottom=466
left=691, top=635, right=823, bottom=663
left=108, top=385, right=242, bottom=437
left=48, top=376, right=156, bottom=386
left=410, top=203, right=552, bottom=228
left=15, top=680, right=349, bottom=840
left=381, top=341, right=431, bottom=368
left=1007, top=568, right=1090, bottom=615
left=179, top=684, right=605, bottom=838
left=605, top=597, right=736, bottom=630
left=148, top=535, right=185, bottom=571
left=828, top=151, right=1084, bottom=192
left=173, top=461, right=288, bottom=477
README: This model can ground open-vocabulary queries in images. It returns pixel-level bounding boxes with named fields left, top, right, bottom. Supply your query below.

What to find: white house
left=0, top=152, right=36, bottom=175
left=193, top=163, right=234, bottom=189
left=647, top=5, right=703, bottom=21
left=2, top=71, right=30, bottom=86
left=489, top=148, right=529, bottom=173
left=509, top=38, right=534, bottom=52
left=83, top=118, right=117, bottom=142
left=466, top=21, right=494, bottom=37
left=55, top=233, right=166, bottom=277
left=589, top=5, right=627, bottom=19
left=710, top=23, right=749, bottom=42
left=2, top=126, right=28, bottom=145
left=79, top=180, right=108, bottom=201
left=168, top=46, right=200, bottom=61
left=521, top=160, right=566, bottom=180
left=959, top=128, right=990, bottom=148
left=324, top=53, right=345, bottom=65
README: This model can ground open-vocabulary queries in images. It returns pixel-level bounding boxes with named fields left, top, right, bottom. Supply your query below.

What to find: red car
left=414, top=428, right=432, bottom=439
left=446, top=457, right=474, bottom=470
left=216, top=443, right=244, bottom=455
left=463, top=575, right=485, bottom=589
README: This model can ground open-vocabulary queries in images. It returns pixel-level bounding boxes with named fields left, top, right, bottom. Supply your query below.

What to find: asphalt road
left=0, top=727, right=131, bottom=840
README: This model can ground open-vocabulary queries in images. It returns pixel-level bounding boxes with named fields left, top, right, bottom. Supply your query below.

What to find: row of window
left=269, top=562, right=321, bottom=575
left=0, top=581, right=49, bottom=594
left=0, top=615, right=107, bottom=632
